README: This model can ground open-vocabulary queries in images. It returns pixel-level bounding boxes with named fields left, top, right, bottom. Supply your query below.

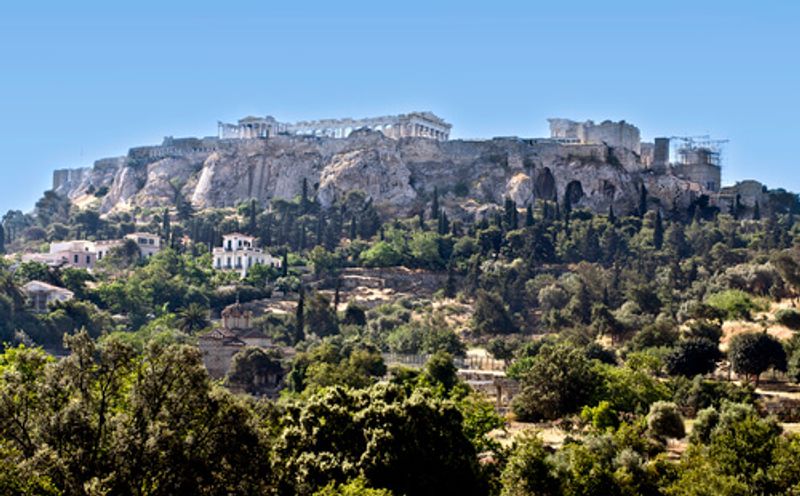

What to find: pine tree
left=653, top=210, right=664, bottom=250
left=431, top=186, right=440, bottom=220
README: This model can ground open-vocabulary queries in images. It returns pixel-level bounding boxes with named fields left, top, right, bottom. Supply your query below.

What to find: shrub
left=775, top=308, right=800, bottom=330
left=646, top=401, right=685, bottom=440
left=706, top=290, right=760, bottom=321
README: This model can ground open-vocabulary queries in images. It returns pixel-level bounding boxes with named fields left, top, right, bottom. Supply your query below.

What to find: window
left=73, top=254, right=78, bottom=264
left=86, top=255, right=91, bottom=264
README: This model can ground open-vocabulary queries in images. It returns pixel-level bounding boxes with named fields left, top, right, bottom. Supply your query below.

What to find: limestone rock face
left=53, top=132, right=703, bottom=219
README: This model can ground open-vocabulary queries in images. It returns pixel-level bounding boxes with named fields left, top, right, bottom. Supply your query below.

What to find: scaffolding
left=669, top=135, right=729, bottom=167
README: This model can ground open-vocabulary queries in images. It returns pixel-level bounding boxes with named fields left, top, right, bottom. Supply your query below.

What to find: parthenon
left=218, top=111, right=452, bottom=141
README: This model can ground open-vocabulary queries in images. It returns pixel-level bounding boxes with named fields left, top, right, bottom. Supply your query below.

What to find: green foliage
left=728, top=332, right=787, bottom=384
left=274, top=383, right=485, bottom=496
left=664, top=338, right=722, bottom=378
left=581, top=400, right=620, bottom=430
left=0, top=332, right=273, bottom=494
left=359, top=241, right=403, bottom=267
left=500, top=433, right=559, bottom=496
left=775, top=307, right=800, bottom=329
left=706, top=289, right=761, bottom=321
left=646, top=401, right=685, bottom=439
left=226, top=346, right=283, bottom=394
left=512, top=343, right=600, bottom=421
left=313, top=477, right=394, bottom=496
left=472, top=290, right=518, bottom=335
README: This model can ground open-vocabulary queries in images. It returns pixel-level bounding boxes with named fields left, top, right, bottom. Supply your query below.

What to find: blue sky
left=1, top=0, right=798, bottom=213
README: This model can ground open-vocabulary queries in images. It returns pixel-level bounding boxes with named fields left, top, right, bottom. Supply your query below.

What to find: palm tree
left=176, top=303, right=210, bottom=334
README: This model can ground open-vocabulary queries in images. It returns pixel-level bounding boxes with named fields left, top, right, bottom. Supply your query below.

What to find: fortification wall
left=673, top=163, right=721, bottom=192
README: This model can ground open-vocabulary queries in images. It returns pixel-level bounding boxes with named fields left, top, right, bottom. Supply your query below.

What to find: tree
left=512, top=343, right=600, bottom=421
left=161, top=207, right=171, bottom=245
left=653, top=210, right=664, bottom=250
left=314, top=478, right=393, bottom=496
left=431, top=186, right=440, bottom=220
left=273, top=383, right=484, bottom=496
left=646, top=401, right=685, bottom=440
left=472, top=290, right=518, bottom=334
left=638, top=183, right=648, bottom=217
left=175, top=302, right=210, bottom=333
left=295, top=287, right=306, bottom=344
left=0, top=332, right=273, bottom=494
left=728, top=332, right=787, bottom=385
left=226, top=346, right=283, bottom=395
left=525, top=205, right=534, bottom=227
left=500, top=434, right=559, bottom=496
left=424, top=351, right=459, bottom=392
left=665, top=338, right=722, bottom=377
left=305, top=292, right=339, bottom=338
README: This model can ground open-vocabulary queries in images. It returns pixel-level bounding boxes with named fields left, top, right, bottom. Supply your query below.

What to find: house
left=20, top=232, right=162, bottom=270
left=22, top=280, right=74, bottom=313
left=212, top=233, right=281, bottom=277
left=23, top=240, right=98, bottom=269
left=124, top=232, right=162, bottom=258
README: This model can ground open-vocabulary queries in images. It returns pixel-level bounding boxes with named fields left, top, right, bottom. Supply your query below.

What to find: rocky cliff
left=52, top=131, right=703, bottom=219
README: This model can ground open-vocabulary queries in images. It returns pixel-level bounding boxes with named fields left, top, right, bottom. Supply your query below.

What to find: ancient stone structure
left=671, top=144, right=722, bottom=193
left=218, top=111, right=451, bottom=141
left=548, top=118, right=641, bottom=154
left=49, top=115, right=754, bottom=222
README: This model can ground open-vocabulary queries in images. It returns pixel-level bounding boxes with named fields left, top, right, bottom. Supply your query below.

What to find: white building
left=124, top=232, right=162, bottom=258
left=21, top=233, right=163, bottom=270
left=22, top=280, right=74, bottom=313
left=212, top=233, right=281, bottom=277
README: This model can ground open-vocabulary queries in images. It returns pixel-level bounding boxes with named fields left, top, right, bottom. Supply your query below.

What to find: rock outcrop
left=52, top=131, right=703, bottom=219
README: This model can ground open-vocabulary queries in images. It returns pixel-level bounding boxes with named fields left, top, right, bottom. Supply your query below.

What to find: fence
left=382, top=353, right=506, bottom=372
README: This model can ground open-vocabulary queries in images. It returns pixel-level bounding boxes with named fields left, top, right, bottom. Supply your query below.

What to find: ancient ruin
left=50, top=111, right=779, bottom=221
left=218, top=111, right=451, bottom=141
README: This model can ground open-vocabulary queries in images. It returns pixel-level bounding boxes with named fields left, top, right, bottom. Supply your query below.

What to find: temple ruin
left=218, top=111, right=451, bottom=141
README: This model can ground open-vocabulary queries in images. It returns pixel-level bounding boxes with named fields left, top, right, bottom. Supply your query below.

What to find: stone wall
left=548, top=118, right=641, bottom=154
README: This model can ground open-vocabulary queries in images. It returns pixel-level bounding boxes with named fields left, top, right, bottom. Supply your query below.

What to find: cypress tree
left=608, top=204, right=616, bottom=225
left=418, top=210, right=426, bottom=230
left=0, top=223, right=4, bottom=254
left=350, top=216, right=357, bottom=239
left=638, top=183, right=648, bottom=217
left=294, top=286, right=305, bottom=344
left=282, top=251, right=288, bottom=277
left=301, top=177, right=309, bottom=213
left=525, top=205, right=534, bottom=227
left=162, top=208, right=171, bottom=246
left=431, top=186, right=440, bottom=220
left=753, top=201, right=761, bottom=221
left=249, top=199, right=257, bottom=235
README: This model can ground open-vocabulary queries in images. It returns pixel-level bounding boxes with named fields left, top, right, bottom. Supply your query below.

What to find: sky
left=0, top=0, right=798, bottom=213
